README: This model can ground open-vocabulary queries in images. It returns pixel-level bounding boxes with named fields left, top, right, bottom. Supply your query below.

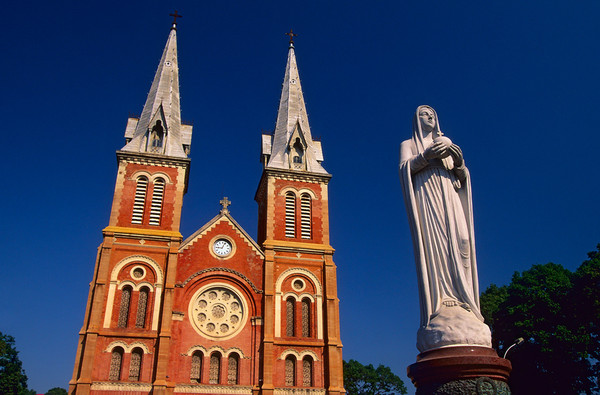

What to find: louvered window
left=191, top=351, right=202, bottom=383
left=302, top=358, right=313, bottom=387
left=285, top=192, right=296, bottom=238
left=285, top=356, right=296, bottom=386
left=300, top=194, right=311, bottom=239
left=209, top=353, right=221, bottom=384
left=227, top=353, right=239, bottom=385
left=135, top=287, right=149, bottom=328
left=117, top=286, right=132, bottom=328
left=109, top=347, right=123, bottom=380
left=131, top=177, right=148, bottom=224
left=149, top=178, right=165, bottom=226
left=301, top=298, right=311, bottom=337
left=128, top=348, right=142, bottom=381
left=286, top=297, right=295, bottom=337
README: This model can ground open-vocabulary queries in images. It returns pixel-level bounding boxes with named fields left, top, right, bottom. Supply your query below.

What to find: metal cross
left=220, top=197, right=231, bottom=213
left=169, top=10, right=183, bottom=25
left=285, top=29, right=298, bottom=44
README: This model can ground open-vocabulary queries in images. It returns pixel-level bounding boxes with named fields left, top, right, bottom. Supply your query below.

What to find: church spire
left=262, top=36, right=327, bottom=174
left=121, top=20, right=191, bottom=158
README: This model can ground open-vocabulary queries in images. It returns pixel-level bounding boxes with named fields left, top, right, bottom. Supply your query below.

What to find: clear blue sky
left=2, top=1, right=600, bottom=393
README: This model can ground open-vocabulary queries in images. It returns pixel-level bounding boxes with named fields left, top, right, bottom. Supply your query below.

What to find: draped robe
left=399, top=106, right=483, bottom=329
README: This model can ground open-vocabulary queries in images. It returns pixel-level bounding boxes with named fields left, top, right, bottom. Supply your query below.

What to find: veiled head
left=412, top=105, right=442, bottom=151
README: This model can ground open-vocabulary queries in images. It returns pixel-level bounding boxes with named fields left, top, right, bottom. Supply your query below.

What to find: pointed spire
left=121, top=20, right=191, bottom=158
left=265, top=37, right=327, bottom=174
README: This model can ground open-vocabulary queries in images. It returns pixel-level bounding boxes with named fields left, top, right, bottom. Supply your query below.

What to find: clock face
left=213, top=239, right=232, bottom=257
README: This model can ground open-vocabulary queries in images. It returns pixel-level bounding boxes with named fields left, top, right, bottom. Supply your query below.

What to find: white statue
left=399, top=105, right=491, bottom=352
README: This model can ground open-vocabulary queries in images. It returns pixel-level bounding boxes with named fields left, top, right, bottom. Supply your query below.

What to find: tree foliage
left=46, top=387, right=68, bottom=395
left=343, top=359, right=407, bottom=394
left=0, top=332, right=31, bottom=395
left=481, top=247, right=600, bottom=394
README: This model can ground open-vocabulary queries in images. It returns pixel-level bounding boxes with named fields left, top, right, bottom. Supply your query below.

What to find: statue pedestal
left=407, top=346, right=512, bottom=394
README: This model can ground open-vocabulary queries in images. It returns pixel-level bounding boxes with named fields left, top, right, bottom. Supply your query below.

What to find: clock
left=213, top=239, right=232, bottom=257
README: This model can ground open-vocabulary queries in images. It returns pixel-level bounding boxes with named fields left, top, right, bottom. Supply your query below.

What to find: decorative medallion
left=189, top=283, right=248, bottom=340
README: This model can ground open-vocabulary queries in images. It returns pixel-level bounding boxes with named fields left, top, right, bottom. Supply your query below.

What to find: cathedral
left=69, top=19, right=344, bottom=395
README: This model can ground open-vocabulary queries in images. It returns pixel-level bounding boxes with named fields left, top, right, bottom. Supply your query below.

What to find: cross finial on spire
left=169, top=10, right=182, bottom=28
left=220, top=197, right=231, bottom=214
left=285, top=29, right=298, bottom=47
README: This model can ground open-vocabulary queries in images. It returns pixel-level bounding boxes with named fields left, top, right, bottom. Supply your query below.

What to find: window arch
left=117, top=286, right=132, bottom=328
left=302, top=357, right=313, bottom=387
left=131, top=176, right=148, bottom=224
left=128, top=348, right=143, bottom=381
left=227, top=353, right=239, bottom=385
left=285, top=192, right=296, bottom=238
left=190, top=351, right=203, bottom=383
left=109, top=347, right=124, bottom=381
left=149, top=178, right=165, bottom=226
left=301, top=298, right=311, bottom=337
left=300, top=193, right=311, bottom=239
left=285, top=356, right=296, bottom=386
left=135, top=287, right=149, bottom=328
left=286, top=297, right=295, bottom=337
left=209, top=352, right=221, bottom=384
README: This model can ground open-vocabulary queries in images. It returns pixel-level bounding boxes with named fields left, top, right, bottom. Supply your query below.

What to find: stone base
left=407, top=346, right=512, bottom=395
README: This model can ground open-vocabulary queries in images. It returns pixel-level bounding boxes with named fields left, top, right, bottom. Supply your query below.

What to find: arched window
left=149, top=120, right=164, bottom=153
left=209, top=352, right=221, bottom=384
left=286, top=297, right=295, bottom=337
left=149, top=178, right=165, bottom=226
left=190, top=351, right=203, bottom=383
left=128, top=348, right=143, bottom=381
left=135, top=287, right=149, bottom=328
left=227, top=353, right=239, bottom=385
left=117, top=286, right=132, bottom=328
left=131, top=177, right=148, bottom=224
left=301, top=298, right=311, bottom=337
left=300, top=194, right=312, bottom=239
left=285, top=356, right=296, bottom=386
left=108, top=347, right=124, bottom=381
left=302, top=357, right=313, bottom=387
left=285, top=192, right=296, bottom=238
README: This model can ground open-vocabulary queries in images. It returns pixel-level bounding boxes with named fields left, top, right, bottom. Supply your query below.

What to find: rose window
left=190, top=286, right=246, bottom=340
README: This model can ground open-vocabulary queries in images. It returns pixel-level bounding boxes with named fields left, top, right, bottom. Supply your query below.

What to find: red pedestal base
left=407, top=346, right=512, bottom=394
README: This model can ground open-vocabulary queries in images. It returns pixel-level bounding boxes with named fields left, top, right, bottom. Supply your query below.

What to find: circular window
left=292, top=278, right=306, bottom=292
left=130, top=266, right=146, bottom=280
left=189, top=284, right=248, bottom=340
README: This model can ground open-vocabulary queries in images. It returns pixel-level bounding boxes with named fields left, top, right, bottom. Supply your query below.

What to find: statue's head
left=417, top=106, right=436, bottom=133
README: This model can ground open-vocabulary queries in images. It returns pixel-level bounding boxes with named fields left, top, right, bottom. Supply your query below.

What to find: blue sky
left=2, top=1, right=600, bottom=393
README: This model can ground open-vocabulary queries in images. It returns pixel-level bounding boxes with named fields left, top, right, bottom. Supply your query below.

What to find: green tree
left=46, top=388, right=68, bottom=395
left=343, top=359, right=407, bottom=394
left=0, top=332, right=32, bottom=395
left=481, top=262, right=597, bottom=394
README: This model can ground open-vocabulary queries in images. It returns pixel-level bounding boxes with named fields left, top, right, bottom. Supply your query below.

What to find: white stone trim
left=185, top=345, right=208, bottom=356
left=130, top=265, right=147, bottom=280
left=273, top=389, right=325, bottom=395
left=105, top=340, right=151, bottom=354
left=275, top=268, right=323, bottom=339
left=283, top=292, right=300, bottom=302
left=174, top=384, right=252, bottom=394
left=104, top=255, right=164, bottom=329
left=299, top=293, right=315, bottom=303
left=130, top=169, right=173, bottom=184
left=278, top=349, right=319, bottom=361
left=91, top=382, right=153, bottom=392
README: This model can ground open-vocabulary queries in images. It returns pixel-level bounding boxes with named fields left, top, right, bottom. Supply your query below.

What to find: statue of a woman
left=399, top=105, right=491, bottom=352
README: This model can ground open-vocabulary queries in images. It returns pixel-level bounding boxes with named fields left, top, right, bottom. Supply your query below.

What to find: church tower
left=255, top=36, right=344, bottom=394
left=69, top=18, right=192, bottom=394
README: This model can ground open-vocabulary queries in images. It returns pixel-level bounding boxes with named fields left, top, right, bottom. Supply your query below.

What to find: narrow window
left=109, top=347, right=124, bottom=381
left=149, top=178, right=165, bottom=226
left=285, top=192, right=296, bottom=238
left=286, top=297, right=295, bottom=337
left=227, top=353, right=239, bottom=385
left=135, top=287, right=149, bottom=328
left=300, top=194, right=311, bottom=239
left=285, top=356, right=296, bottom=386
left=131, top=177, right=148, bottom=224
left=302, top=357, right=313, bottom=387
left=301, top=298, right=311, bottom=337
left=191, top=351, right=203, bottom=383
left=117, top=286, right=132, bottom=328
left=129, top=348, right=143, bottom=381
left=209, top=352, right=221, bottom=384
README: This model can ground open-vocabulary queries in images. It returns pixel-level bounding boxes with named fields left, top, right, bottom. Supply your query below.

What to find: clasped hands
left=423, top=141, right=464, bottom=167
